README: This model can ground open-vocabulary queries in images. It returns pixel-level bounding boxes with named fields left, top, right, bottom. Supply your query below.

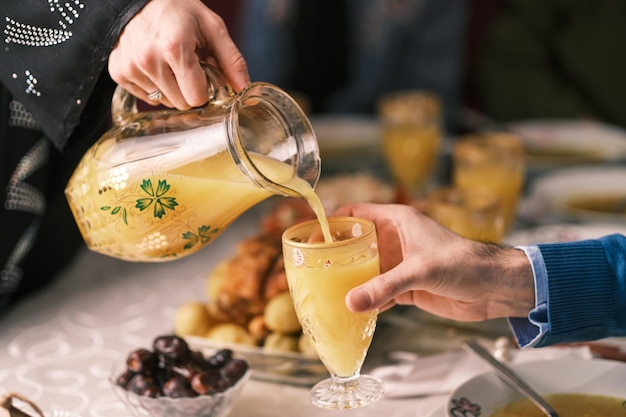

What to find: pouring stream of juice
left=249, top=146, right=333, bottom=243
left=282, top=174, right=333, bottom=244
left=244, top=151, right=332, bottom=243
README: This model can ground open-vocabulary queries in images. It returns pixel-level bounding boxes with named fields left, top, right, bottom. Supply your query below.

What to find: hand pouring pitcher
left=65, top=64, right=320, bottom=262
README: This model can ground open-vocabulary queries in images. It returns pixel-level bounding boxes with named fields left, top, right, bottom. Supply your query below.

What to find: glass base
left=310, top=374, right=384, bottom=410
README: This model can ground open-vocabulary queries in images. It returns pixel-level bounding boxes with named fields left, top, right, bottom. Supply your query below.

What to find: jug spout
left=226, top=82, right=320, bottom=198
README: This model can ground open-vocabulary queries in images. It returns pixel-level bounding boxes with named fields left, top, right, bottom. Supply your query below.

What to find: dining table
left=0, top=199, right=459, bottom=417
left=2, top=117, right=626, bottom=417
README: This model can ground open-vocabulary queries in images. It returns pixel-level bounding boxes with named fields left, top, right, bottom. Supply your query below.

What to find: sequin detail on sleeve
left=4, top=1, right=85, bottom=47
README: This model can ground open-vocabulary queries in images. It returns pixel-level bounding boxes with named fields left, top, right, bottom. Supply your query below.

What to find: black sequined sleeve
left=0, top=0, right=150, bottom=150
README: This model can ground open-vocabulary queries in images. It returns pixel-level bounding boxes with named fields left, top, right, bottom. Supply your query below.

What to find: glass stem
left=331, top=374, right=360, bottom=391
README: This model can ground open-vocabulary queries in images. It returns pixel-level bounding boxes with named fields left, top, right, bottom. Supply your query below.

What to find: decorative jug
left=65, top=64, right=320, bottom=262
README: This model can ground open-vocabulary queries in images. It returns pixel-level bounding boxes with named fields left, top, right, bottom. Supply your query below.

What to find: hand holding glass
left=281, top=217, right=383, bottom=410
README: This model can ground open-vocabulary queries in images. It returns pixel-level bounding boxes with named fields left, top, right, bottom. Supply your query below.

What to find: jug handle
left=110, top=62, right=237, bottom=125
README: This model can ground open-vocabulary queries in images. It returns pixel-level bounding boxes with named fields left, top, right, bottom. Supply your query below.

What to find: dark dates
left=116, top=334, right=248, bottom=399
left=191, top=369, right=229, bottom=395
left=206, top=349, right=233, bottom=368
left=221, top=358, right=248, bottom=382
left=163, top=376, right=197, bottom=398
left=170, top=362, right=203, bottom=383
left=127, top=348, right=159, bottom=373
left=126, top=373, right=161, bottom=397
left=153, top=335, right=191, bottom=364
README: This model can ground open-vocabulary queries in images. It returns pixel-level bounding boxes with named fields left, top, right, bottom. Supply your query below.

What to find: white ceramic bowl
left=519, top=166, right=626, bottom=224
left=446, top=358, right=626, bottom=417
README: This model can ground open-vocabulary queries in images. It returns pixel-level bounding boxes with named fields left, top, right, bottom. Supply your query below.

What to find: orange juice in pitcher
left=65, top=64, right=320, bottom=262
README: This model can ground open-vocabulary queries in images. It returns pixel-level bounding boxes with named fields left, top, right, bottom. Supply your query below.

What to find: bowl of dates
left=111, top=335, right=250, bottom=417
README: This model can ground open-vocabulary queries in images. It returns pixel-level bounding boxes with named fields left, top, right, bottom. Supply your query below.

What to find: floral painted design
left=101, top=178, right=179, bottom=224
left=135, top=179, right=179, bottom=219
left=100, top=204, right=129, bottom=225
left=450, top=397, right=481, bottom=417
left=97, top=177, right=220, bottom=257
left=292, top=248, right=305, bottom=267
left=182, top=225, right=220, bottom=250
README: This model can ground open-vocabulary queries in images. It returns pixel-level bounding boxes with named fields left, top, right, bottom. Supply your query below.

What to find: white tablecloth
left=0, top=198, right=604, bottom=417
left=0, top=204, right=455, bottom=417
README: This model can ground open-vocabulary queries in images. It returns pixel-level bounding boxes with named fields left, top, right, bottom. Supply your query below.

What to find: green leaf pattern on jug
left=135, top=179, right=179, bottom=219
left=99, top=178, right=220, bottom=257
left=182, top=225, right=220, bottom=250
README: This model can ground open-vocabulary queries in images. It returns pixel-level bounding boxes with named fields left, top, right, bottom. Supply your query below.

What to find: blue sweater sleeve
left=511, top=234, right=626, bottom=348
left=508, top=246, right=548, bottom=347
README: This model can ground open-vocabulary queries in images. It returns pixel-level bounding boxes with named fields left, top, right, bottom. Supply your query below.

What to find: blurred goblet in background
left=378, top=91, right=443, bottom=200
left=452, top=132, right=525, bottom=233
left=427, top=186, right=504, bottom=243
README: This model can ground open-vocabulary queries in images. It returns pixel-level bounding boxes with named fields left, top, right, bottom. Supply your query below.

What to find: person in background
left=237, top=0, right=466, bottom=134
left=333, top=202, right=626, bottom=348
left=471, top=0, right=626, bottom=128
left=0, top=0, right=249, bottom=314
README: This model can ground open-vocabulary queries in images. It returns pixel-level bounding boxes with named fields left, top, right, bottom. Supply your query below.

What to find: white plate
left=506, top=223, right=626, bottom=246
left=506, top=119, right=626, bottom=169
left=185, top=335, right=327, bottom=386
left=446, top=358, right=626, bottom=417
left=310, top=115, right=383, bottom=172
left=311, top=114, right=380, bottom=152
left=519, top=166, right=626, bottom=224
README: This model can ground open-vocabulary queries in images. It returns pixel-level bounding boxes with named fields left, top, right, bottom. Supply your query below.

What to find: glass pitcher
left=65, top=64, right=320, bottom=262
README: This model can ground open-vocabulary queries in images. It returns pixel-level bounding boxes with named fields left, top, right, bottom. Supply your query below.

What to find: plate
left=505, top=223, right=626, bottom=246
left=518, top=166, right=626, bottom=224
left=310, top=115, right=383, bottom=173
left=505, top=119, right=626, bottom=170
left=185, top=335, right=327, bottom=386
left=311, top=114, right=380, bottom=152
left=446, top=358, right=626, bottom=417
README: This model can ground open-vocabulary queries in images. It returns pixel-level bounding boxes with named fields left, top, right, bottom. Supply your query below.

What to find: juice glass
left=453, top=132, right=525, bottom=232
left=281, top=217, right=383, bottom=410
left=378, top=91, right=443, bottom=198
left=427, top=186, right=504, bottom=243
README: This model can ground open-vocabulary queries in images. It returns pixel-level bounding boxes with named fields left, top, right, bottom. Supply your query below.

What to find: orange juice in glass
left=282, top=217, right=383, bottom=410
left=427, top=186, right=504, bottom=243
left=453, top=132, right=525, bottom=232
left=378, top=91, right=442, bottom=198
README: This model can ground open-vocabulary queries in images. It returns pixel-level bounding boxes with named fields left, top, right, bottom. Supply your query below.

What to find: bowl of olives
left=111, top=335, right=250, bottom=417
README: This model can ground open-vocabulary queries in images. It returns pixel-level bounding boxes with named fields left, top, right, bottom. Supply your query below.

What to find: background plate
left=447, top=358, right=626, bottom=417
left=310, top=115, right=384, bottom=174
left=518, top=166, right=626, bottom=225
left=506, top=119, right=626, bottom=170
left=506, top=222, right=626, bottom=246
left=185, top=335, right=327, bottom=386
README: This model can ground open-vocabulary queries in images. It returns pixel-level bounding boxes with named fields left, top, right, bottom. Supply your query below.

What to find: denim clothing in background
left=238, top=0, right=467, bottom=134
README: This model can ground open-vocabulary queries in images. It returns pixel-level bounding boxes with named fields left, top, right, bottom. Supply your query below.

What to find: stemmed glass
left=281, top=217, right=383, bottom=410
left=452, top=131, right=525, bottom=233
left=378, top=90, right=443, bottom=199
